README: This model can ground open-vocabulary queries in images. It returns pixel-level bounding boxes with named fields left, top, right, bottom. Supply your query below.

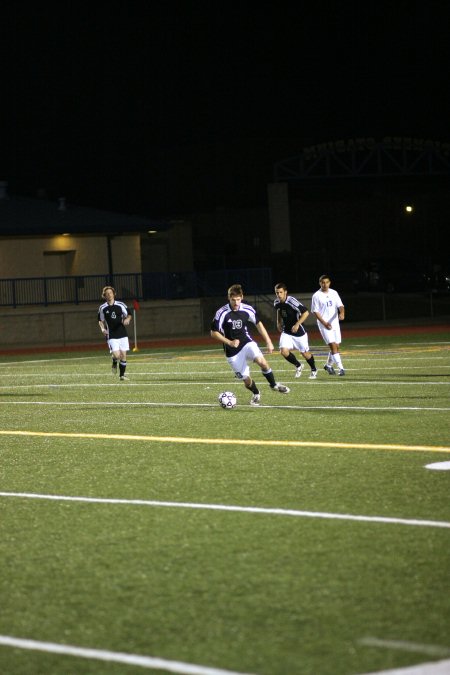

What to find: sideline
left=358, top=638, right=450, bottom=675
left=0, top=429, right=449, bottom=453
left=358, top=660, right=450, bottom=675
left=0, top=635, right=257, bottom=675
left=1, top=492, right=449, bottom=529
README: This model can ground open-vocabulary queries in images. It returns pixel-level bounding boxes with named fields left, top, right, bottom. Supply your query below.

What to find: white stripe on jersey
left=214, top=302, right=257, bottom=333
left=98, top=301, right=128, bottom=321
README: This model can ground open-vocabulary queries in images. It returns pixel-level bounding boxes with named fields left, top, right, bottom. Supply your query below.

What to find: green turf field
left=0, top=330, right=449, bottom=675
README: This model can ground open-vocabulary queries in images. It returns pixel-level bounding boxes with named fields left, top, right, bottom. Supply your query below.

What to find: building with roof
left=0, top=182, right=192, bottom=279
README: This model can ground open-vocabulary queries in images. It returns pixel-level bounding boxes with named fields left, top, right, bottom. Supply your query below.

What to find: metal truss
left=274, top=138, right=450, bottom=181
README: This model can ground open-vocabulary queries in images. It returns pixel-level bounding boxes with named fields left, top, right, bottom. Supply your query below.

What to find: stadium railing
left=0, top=269, right=273, bottom=307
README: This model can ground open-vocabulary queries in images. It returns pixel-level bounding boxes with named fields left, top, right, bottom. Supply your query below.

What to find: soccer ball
left=218, top=391, right=237, bottom=409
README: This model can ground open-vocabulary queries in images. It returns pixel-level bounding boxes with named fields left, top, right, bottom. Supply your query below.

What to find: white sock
left=332, top=353, right=343, bottom=369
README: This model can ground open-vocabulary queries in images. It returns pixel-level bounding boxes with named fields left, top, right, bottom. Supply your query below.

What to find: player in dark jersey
left=211, top=284, right=290, bottom=406
left=98, top=286, right=132, bottom=380
left=274, top=283, right=318, bottom=379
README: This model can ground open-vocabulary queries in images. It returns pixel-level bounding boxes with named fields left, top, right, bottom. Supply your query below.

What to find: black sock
left=284, top=352, right=301, bottom=368
left=246, top=380, right=260, bottom=395
left=262, top=369, right=276, bottom=388
left=119, top=361, right=127, bottom=377
left=306, top=355, right=316, bottom=371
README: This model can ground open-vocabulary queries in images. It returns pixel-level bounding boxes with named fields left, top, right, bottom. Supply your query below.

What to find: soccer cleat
left=309, top=370, right=318, bottom=379
left=111, top=361, right=118, bottom=374
left=119, top=375, right=129, bottom=381
left=324, top=364, right=336, bottom=375
left=338, top=369, right=346, bottom=376
left=250, top=394, right=261, bottom=406
left=272, top=383, right=290, bottom=394
left=295, top=364, right=304, bottom=378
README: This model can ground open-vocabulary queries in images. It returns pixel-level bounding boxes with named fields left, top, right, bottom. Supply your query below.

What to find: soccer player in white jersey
left=98, top=286, right=132, bottom=380
left=274, top=283, right=318, bottom=379
left=211, top=284, right=290, bottom=406
left=311, top=275, right=346, bottom=376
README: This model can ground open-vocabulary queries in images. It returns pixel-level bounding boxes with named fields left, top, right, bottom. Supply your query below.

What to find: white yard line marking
left=425, top=461, right=450, bottom=471
left=1, top=401, right=450, bottom=413
left=358, top=659, right=450, bottom=674
left=1, top=379, right=450, bottom=388
left=1, top=492, right=449, bottom=529
left=0, top=635, right=257, bottom=675
left=357, top=639, right=450, bottom=674
left=0, top=429, right=449, bottom=452
left=359, top=637, right=450, bottom=657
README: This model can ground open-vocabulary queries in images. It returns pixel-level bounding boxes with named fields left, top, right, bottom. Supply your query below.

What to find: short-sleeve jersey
left=311, top=288, right=343, bottom=324
left=211, top=302, right=260, bottom=357
left=273, top=295, right=308, bottom=337
left=98, top=300, right=129, bottom=339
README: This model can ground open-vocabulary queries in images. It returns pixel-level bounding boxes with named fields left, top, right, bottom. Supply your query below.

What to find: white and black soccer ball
left=218, top=391, right=237, bottom=409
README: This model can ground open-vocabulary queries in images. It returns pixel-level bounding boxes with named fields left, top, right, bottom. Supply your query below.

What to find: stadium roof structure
left=273, top=137, right=450, bottom=182
left=0, top=191, right=169, bottom=236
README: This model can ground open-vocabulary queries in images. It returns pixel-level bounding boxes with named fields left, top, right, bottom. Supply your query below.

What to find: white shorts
left=279, top=332, right=310, bottom=353
left=108, top=337, right=130, bottom=353
left=317, top=322, right=341, bottom=345
left=226, top=341, right=263, bottom=380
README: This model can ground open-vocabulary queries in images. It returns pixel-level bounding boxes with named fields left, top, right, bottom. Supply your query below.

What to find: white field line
left=1, top=380, right=450, bottom=391
left=358, top=659, right=450, bottom=674
left=0, top=349, right=221, bottom=366
left=0, top=353, right=449, bottom=369
left=0, top=429, right=449, bottom=453
left=1, top=360, right=450, bottom=375
left=359, top=638, right=450, bottom=658
left=358, top=638, right=450, bottom=674
left=0, top=635, right=257, bottom=675
left=1, top=492, right=449, bottom=529
left=0, top=344, right=448, bottom=366
left=0, top=362, right=449, bottom=375
left=425, top=461, right=450, bottom=471
left=1, top=400, right=449, bottom=413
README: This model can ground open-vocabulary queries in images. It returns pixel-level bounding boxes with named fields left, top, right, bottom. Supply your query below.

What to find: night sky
left=3, top=1, right=449, bottom=218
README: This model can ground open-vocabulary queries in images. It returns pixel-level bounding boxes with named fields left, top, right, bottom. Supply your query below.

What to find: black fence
left=1, top=269, right=449, bottom=322
left=0, top=268, right=273, bottom=307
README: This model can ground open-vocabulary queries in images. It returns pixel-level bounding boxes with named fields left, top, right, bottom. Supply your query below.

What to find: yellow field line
left=0, top=430, right=449, bottom=453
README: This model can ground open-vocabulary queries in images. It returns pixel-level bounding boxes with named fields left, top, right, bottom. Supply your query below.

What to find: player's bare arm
left=256, top=321, right=274, bottom=353
left=210, top=330, right=240, bottom=348
left=292, top=309, right=309, bottom=332
left=338, top=306, right=345, bottom=321
left=313, top=311, right=332, bottom=330
left=123, top=314, right=132, bottom=326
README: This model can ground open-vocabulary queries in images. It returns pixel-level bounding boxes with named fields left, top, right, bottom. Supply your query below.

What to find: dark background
left=3, top=1, right=449, bottom=218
